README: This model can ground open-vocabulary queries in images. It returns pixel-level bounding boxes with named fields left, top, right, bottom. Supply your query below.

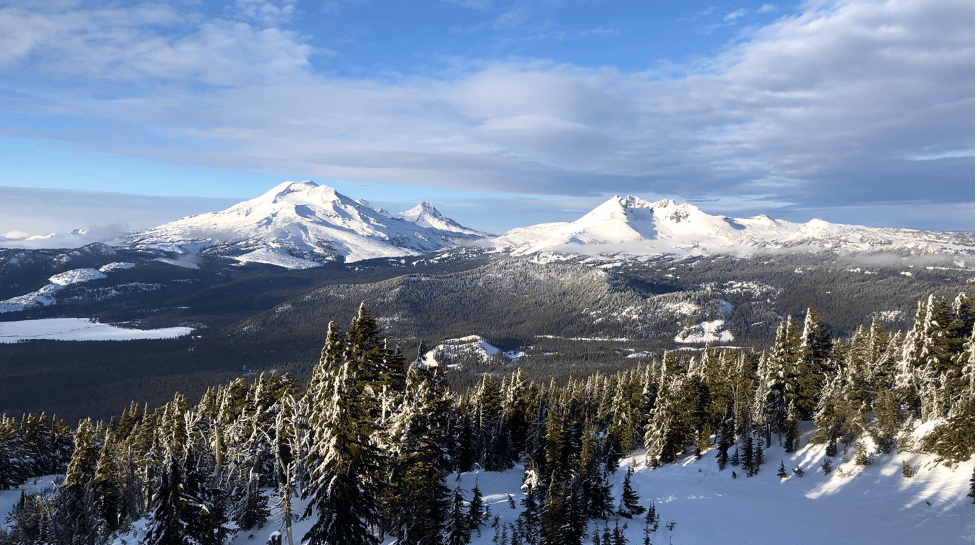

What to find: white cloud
left=758, top=4, right=778, bottom=14
left=724, top=8, right=746, bottom=21
left=0, top=0, right=972, bottom=230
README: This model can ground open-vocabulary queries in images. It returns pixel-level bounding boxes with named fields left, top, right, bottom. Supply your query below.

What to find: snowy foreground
left=4, top=432, right=971, bottom=545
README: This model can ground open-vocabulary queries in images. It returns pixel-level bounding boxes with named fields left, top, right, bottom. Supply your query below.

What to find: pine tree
left=469, top=481, right=485, bottom=532
left=644, top=500, right=659, bottom=532
left=445, top=485, right=472, bottom=545
left=777, top=461, right=787, bottom=479
left=92, top=431, right=124, bottom=531
left=796, top=309, right=831, bottom=420
left=741, top=438, right=753, bottom=475
left=618, top=465, right=645, bottom=518
left=715, top=413, right=733, bottom=471
left=386, top=364, right=452, bottom=545
left=730, top=447, right=740, bottom=467
left=752, top=438, right=764, bottom=474
left=821, top=457, right=833, bottom=475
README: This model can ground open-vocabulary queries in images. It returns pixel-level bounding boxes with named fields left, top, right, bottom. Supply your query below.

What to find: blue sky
left=0, top=0, right=973, bottom=244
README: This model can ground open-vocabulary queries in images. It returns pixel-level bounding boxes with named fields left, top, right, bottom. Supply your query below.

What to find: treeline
left=0, top=292, right=974, bottom=544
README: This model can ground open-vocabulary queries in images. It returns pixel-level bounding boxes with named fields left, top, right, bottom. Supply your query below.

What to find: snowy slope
left=451, top=430, right=974, bottom=545
left=423, top=335, right=525, bottom=367
left=395, top=202, right=488, bottom=236
left=0, top=267, right=110, bottom=313
left=44, top=429, right=969, bottom=545
left=122, top=181, right=486, bottom=267
left=0, top=317, right=193, bottom=342
left=490, top=197, right=975, bottom=259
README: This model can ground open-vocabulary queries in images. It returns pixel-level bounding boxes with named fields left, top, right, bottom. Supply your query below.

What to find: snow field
left=4, top=435, right=972, bottom=545
left=0, top=317, right=194, bottom=342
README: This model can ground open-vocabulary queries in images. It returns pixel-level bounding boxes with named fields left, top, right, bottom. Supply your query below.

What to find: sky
left=0, top=0, right=973, bottom=246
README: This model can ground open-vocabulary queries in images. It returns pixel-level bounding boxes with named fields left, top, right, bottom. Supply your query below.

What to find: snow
left=48, top=268, right=107, bottom=285
left=0, top=475, right=62, bottom=530
left=394, top=201, right=487, bottom=236
left=0, top=283, right=63, bottom=313
left=123, top=181, right=486, bottom=267
left=233, top=248, right=324, bottom=270
left=99, top=261, right=135, bottom=272
left=426, top=335, right=524, bottom=366
left=4, top=430, right=972, bottom=545
left=488, top=195, right=975, bottom=259
left=675, top=319, right=735, bottom=343
left=153, top=257, right=201, bottom=269
left=452, top=430, right=974, bottom=545
left=0, top=317, right=194, bottom=342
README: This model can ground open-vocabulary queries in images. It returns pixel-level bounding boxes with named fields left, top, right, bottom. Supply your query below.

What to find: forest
left=0, top=291, right=974, bottom=545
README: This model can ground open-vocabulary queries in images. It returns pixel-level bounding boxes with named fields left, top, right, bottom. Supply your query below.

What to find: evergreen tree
left=445, top=485, right=472, bottom=545
left=469, top=481, right=485, bottom=532
left=618, top=465, right=645, bottom=518
left=777, top=461, right=787, bottom=479
left=302, top=360, right=382, bottom=545
left=386, top=363, right=452, bottom=545
left=715, top=411, right=734, bottom=471
left=752, top=438, right=764, bottom=474
left=741, top=437, right=754, bottom=476
left=644, top=500, right=659, bottom=532
left=822, top=457, right=834, bottom=475
left=796, top=309, right=831, bottom=420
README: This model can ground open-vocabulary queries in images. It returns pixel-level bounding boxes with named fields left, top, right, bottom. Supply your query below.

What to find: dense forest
left=0, top=291, right=974, bottom=545
left=2, top=251, right=971, bottom=424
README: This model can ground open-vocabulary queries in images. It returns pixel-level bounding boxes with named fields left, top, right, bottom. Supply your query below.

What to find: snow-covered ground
left=0, top=317, right=193, bottom=342
left=3, top=432, right=972, bottom=544
left=452, top=440, right=975, bottom=545
left=675, top=319, right=735, bottom=344
left=424, top=335, right=525, bottom=367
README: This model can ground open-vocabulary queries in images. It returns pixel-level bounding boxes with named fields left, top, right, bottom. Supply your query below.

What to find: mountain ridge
left=488, top=195, right=974, bottom=259
left=8, top=182, right=972, bottom=268
left=121, top=181, right=486, bottom=268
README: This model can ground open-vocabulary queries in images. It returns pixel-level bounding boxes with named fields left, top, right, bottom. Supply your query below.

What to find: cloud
left=494, top=6, right=532, bottom=29
left=757, top=4, right=778, bottom=14
left=724, top=8, right=746, bottom=21
left=0, top=0, right=972, bottom=231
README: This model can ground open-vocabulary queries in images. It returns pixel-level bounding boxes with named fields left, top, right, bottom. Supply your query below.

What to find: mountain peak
left=255, top=180, right=345, bottom=206
left=394, top=202, right=484, bottom=236
left=124, top=181, right=488, bottom=267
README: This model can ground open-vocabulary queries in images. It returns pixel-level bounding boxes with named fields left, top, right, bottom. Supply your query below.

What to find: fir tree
left=821, top=457, right=834, bottom=475
left=644, top=500, right=659, bottom=532
left=302, top=312, right=388, bottom=545
left=618, top=465, right=646, bottom=518
left=777, top=461, right=787, bottom=479
left=469, top=481, right=485, bottom=532
left=445, top=485, right=472, bottom=545
left=752, top=438, right=764, bottom=474
left=741, top=438, right=754, bottom=475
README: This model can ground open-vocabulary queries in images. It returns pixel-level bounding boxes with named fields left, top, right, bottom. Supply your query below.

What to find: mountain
left=394, top=202, right=488, bottom=236
left=121, top=181, right=485, bottom=268
left=490, top=196, right=974, bottom=259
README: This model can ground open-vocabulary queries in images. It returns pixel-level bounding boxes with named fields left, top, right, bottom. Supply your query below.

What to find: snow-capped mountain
left=394, top=202, right=487, bottom=236
left=489, top=196, right=974, bottom=258
left=122, top=181, right=485, bottom=268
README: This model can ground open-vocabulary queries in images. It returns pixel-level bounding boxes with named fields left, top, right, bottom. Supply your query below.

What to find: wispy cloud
left=0, top=0, right=972, bottom=230
left=724, top=8, right=746, bottom=21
